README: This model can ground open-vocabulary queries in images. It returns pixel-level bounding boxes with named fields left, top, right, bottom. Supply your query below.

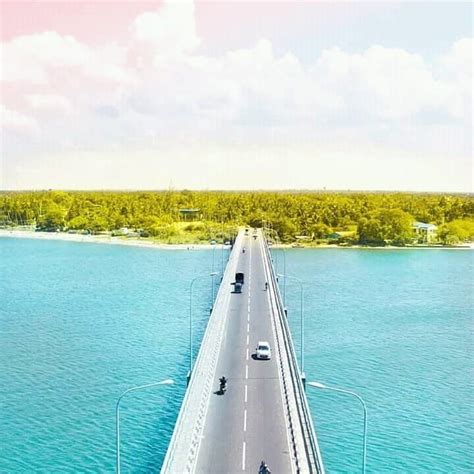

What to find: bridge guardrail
left=261, top=232, right=325, bottom=474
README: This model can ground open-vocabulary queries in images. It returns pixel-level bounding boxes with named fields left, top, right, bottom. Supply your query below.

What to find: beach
left=1, top=229, right=472, bottom=250
left=0, top=229, right=221, bottom=250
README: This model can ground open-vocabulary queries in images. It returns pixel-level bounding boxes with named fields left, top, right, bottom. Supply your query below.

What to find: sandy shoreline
left=0, top=229, right=221, bottom=250
left=1, top=229, right=472, bottom=250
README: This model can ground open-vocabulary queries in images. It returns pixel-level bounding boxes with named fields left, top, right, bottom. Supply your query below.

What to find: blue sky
left=198, top=2, right=472, bottom=62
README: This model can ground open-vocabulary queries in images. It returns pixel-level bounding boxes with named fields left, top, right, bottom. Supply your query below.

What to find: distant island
left=1, top=190, right=473, bottom=247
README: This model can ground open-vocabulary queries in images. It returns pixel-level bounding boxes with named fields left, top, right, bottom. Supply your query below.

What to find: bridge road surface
left=193, top=231, right=294, bottom=473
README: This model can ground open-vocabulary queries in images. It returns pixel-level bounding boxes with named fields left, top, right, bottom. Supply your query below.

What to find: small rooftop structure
left=179, top=208, right=201, bottom=221
left=413, top=221, right=437, bottom=231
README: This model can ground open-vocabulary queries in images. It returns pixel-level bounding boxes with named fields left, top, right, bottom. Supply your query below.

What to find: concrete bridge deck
left=161, top=229, right=324, bottom=473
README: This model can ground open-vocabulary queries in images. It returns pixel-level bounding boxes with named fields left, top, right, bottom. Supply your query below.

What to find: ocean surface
left=0, top=238, right=472, bottom=473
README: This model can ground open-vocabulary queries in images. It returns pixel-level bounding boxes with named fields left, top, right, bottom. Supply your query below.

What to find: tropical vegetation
left=1, top=191, right=473, bottom=245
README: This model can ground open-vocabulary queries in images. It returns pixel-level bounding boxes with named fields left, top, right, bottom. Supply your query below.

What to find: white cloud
left=2, top=31, right=90, bottom=83
left=130, top=0, right=200, bottom=63
left=83, top=44, right=133, bottom=86
left=440, top=38, right=473, bottom=81
left=25, top=94, right=73, bottom=115
left=126, top=38, right=342, bottom=130
left=436, top=38, right=473, bottom=119
left=0, top=105, right=39, bottom=135
left=125, top=36, right=470, bottom=132
left=220, top=39, right=342, bottom=122
left=313, top=45, right=454, bottom=120
left=1, top=31, right=133, bottom=91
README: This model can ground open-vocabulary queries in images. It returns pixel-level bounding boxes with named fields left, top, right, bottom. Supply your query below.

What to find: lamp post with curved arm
left=269, top=230, right=286, bottom=307
left=277, top=273, right=304, bottom=374
left=280, top=248, right=287, bottom=306
left=116, top=379, right=173, bottom=474
left=308, top=381, right=367, bottom=474
left=211, top=248, right=217, bottom=306
left=220, top=219, right=225, bottom=275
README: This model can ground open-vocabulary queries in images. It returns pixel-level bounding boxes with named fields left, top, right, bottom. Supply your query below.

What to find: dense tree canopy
left=358, top=209, right=414, bottom=245
left=1, top=191, right=473, bottom=244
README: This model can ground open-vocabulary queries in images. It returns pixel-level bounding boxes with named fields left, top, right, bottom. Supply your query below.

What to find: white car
left=256, top=341, right=271, bottom=360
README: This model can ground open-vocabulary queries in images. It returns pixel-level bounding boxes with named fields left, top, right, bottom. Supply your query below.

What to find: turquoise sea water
left=273, top=248, right=473, bottom=473
left=0, top=238, right=224, bottom=473
left=1, top=238, right=472, bottom=473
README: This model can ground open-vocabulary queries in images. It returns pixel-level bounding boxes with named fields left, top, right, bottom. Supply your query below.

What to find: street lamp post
left=282, top=248, right=286, bottom=307
left=116, top=379, right=173, bottom=474
left=277, top=273, right=304, bottom=374
left=221, top=220, right=225, bottom=276
left=308, top=381, right=368, bottom=474
left=211, top=247, right=217, bottom=307
left=189, top=272, right=218, bottom=376
left=211, top=271, right=215, bottom=308
left=274, top=246, right=279, bottom=275
left=271, top=231, right=286, bottom=306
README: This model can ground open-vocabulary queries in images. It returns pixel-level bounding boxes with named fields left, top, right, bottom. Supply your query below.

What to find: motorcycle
left=219, top=376, right=227, bottom=394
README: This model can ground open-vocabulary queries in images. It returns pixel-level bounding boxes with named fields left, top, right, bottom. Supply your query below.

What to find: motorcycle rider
left=219, top=376, right=227, bottom=391
left=259, top=460, right=271, bottom=474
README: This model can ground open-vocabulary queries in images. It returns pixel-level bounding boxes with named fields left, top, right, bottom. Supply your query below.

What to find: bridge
left=161, top=229, right=325, bottom=473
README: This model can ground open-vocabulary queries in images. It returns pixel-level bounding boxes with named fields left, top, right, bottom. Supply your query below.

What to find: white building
left=412, top=221, right=437, bottom=243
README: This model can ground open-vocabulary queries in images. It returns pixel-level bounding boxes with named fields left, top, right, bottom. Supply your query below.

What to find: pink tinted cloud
left=1, top=1, right=164, bottom=44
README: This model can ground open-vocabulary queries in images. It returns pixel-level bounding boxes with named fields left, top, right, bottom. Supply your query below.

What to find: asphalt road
left=194, top=231, right=293, bottom=473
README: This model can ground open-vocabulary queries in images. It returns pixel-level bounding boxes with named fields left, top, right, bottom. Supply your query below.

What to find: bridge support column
left=301, top=372, right=306, bottom=391
left=284, top=307, right=288, bottom=317
left=187, top=370, right=191, bottom=387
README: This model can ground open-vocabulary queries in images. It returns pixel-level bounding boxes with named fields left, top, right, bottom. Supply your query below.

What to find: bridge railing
left=261, top=232, right=325, bottom=474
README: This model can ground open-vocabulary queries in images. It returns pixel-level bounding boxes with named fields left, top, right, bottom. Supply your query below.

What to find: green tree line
left=1, top=191, right=473, bottom=245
